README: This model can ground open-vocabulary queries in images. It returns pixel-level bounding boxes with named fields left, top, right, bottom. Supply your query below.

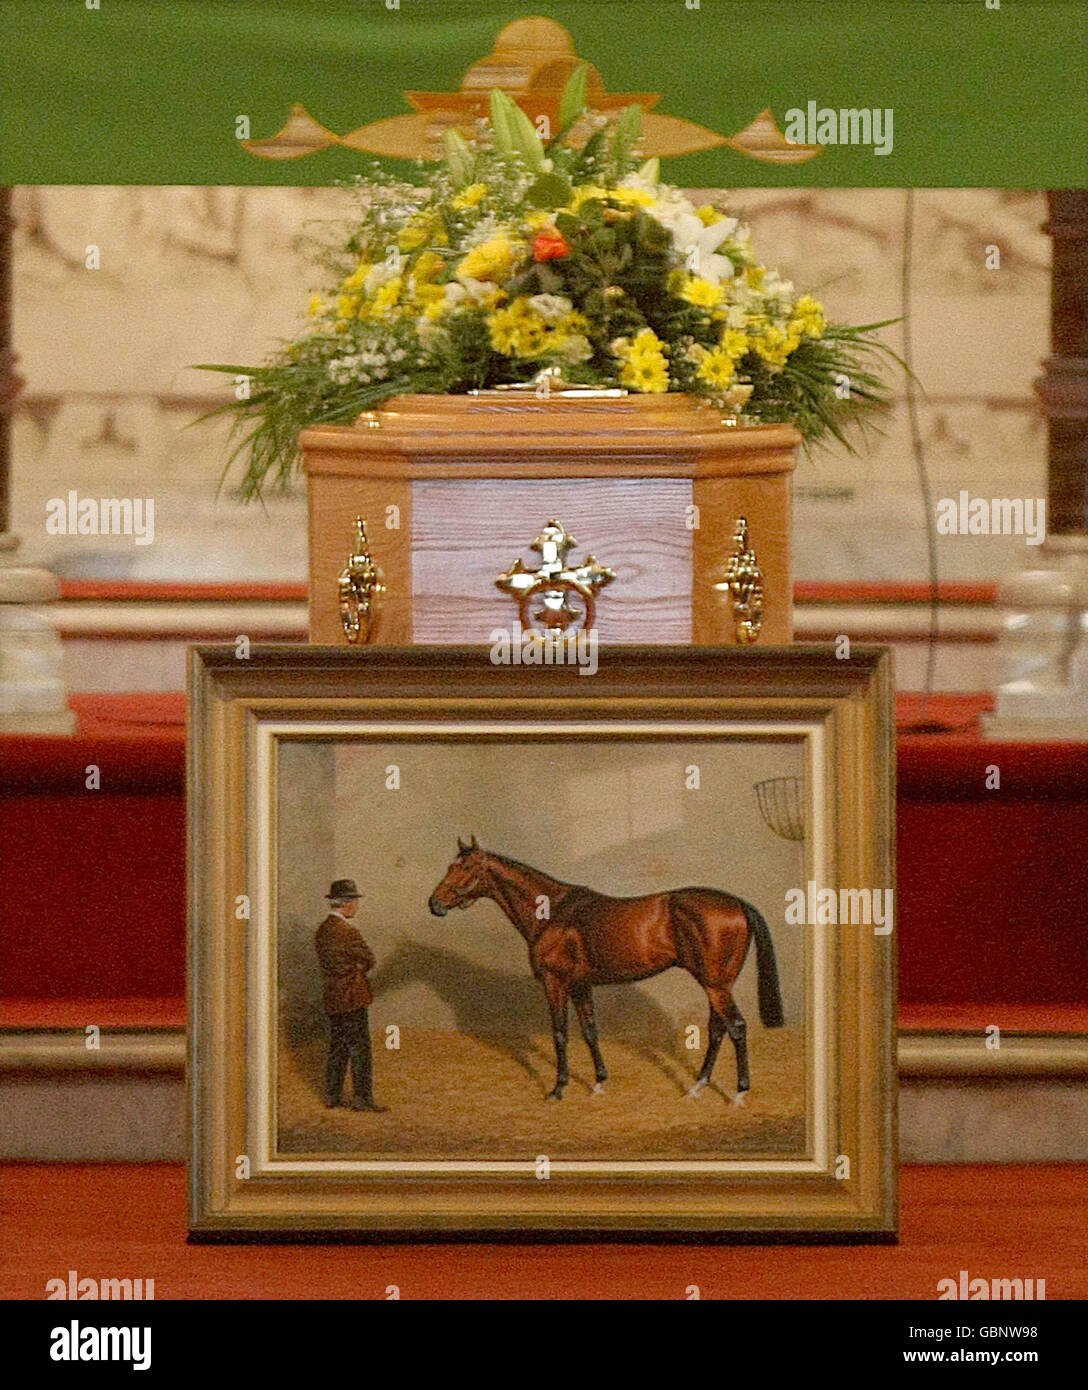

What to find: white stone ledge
left=42, top=598, right=999, bottom=644
left=6, top=1028, right=1083, bottom=1079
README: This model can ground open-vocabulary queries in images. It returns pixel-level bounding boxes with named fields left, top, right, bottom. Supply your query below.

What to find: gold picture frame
left=188, top=644, right=896, bottom=1240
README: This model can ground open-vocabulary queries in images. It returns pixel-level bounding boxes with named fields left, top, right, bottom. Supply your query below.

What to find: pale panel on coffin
left=411, top=477, right=692, bottom=644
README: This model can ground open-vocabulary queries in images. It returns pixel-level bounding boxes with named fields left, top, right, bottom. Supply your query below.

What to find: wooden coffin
left=301, top=392, right=797, bottom=645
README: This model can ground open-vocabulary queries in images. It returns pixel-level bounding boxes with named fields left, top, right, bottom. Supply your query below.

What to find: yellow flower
left=570, top=184, right=654, bottom=213
left=308, top=294, right=326, bottom=317
left=398, top=223, right=428, bottom=252
left=337, top=293, right=361, bottom=320
left=486, top=297, right=585, bottom=358
left=675, top=274, right=724, bottom=309
left=621, top=354, right=669, bottom=393
left=476, top=285, right=507, bottom=311
left=568, top=184, right=608, bottom=212
left=422, top=295, right=449, bottom=322
left=486, top=298, right=548, bottom=356
left=696, top=347, right=736, bottom=389
left=412, top=282, right=446, bottom=311
left=745, top=265, right=766, bottom=290
left=722, top=329, right=749, bottom=359
left=791, top=294, right=827, bottom=339
left=753, top=324, right=800, bottom=368
left=616, top=328, right=669, bottom=393
left=486, top=298, right=535, bottom=355
left=456, top=235, right=518, bottom=284
left=341, top=262, right=371, bottom=293
left=627, top=328, right=667, bottom=356
left=360, top=277, right=403, bottom=320
left=412, top=250, right=445, bottom=283
left=696, top=205, right=722, bottom=227
left=451, top=182, right=488, bottom=211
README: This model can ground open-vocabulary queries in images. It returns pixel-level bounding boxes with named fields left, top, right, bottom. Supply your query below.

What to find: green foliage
left=558, top=65, right=589, bottom=134
left=442, top=129, right=473, bottom=187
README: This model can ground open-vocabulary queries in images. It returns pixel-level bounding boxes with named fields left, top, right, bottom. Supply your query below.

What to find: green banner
left=2, top=0, right=1086, bottom=187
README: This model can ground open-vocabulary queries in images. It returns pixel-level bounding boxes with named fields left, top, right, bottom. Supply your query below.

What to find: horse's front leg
left=542, top=975, right=570, bottom=1101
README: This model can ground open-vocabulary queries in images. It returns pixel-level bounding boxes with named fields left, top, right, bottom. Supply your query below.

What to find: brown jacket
left=314, top=913, right=376, bottom=1013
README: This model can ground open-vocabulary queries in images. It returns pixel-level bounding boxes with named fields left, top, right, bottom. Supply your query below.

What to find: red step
left=3, top=694, right=1087, bottom=1023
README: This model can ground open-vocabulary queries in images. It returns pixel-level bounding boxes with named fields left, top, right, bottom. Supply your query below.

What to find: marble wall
left=10, top=185, right=1051, bottom=582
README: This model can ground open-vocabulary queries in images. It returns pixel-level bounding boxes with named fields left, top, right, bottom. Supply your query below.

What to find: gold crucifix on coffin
left=495, top=520, right=615, bottom=634
left=243, top=16, right=821, bottom=166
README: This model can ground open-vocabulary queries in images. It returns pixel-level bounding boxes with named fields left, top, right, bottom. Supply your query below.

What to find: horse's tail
left=743, top=901, right=785, bottom=1028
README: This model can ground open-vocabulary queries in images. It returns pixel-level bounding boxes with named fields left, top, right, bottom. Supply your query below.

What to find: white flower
left=528, top=293, right=574, bottom=322
left=328, top=355, right=371, bottom=386
left=762, top=272, right=795, bottom=305
left=552, top=333, right=592, bottom=365
left=462, top=214, right=500, bottom=248
left=618, top=171, right=660, bottom=199
left=650, top=198, right=736, bottom=284
left=456, top=277, right=499, bottom=304
left=442, top=282, right=470, bottom=310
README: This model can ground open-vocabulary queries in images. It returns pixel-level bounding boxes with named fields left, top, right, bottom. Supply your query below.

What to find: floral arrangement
left=200, top=74, right=896, bottom=498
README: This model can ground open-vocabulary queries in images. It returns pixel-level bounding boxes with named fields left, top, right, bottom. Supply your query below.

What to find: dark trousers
left=324, top=1006, right=375, bottom=1105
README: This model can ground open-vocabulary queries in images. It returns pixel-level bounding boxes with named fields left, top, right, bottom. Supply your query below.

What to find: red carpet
left=2, top=1164, right=1084, bottom=1299
left=3, top=693, right=1088, bottom=1026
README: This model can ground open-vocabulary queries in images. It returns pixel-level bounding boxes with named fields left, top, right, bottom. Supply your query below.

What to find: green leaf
left=558, top=64, right=589, bottom=132
left=489, top=88, right=548, bottom=172
left=612, top=104, right=643, bottom=168
left=489, top=89, right=515, bottom=155
left=572, top=128, right=606, bottom=180
left=637, top=156, right=660, bottom=184
left=526, top=171, right=572, bottom=209
left=506, top=98, right=548, bottom=173
left=442, top=128, right=474, bottom=187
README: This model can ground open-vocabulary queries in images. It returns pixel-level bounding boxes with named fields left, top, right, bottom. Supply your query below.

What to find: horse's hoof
left=732, top=1091, right=747, bottom=1107
left=686, top=1080, right=707, bottom=1098
left=590, top=1082, right=605, bottom=1096
left=545, top=1090, right=563, bottom=1102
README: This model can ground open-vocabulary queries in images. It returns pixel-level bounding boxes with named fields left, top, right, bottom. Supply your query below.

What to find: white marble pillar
left=0, top=533, right=75, bottom=733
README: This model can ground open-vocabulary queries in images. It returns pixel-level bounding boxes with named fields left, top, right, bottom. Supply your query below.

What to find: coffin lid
left=301, top=392, right=800, bottom=479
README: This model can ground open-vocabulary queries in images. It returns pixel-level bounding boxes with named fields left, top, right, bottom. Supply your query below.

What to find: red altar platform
left=2, top=692, right=1087, bottom=1032
left=0, top=1163, right=1082, bottom=1299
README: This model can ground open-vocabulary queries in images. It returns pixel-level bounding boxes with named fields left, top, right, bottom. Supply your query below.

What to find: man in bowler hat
left=314, top=879, right=386, bottom=1112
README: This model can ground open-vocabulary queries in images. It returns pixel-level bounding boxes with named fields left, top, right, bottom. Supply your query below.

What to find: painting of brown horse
left=428, top=837, right=785, bottom=1102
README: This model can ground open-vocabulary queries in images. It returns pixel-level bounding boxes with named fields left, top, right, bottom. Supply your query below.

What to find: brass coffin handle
left=714, top=517, right=764, bottom=644
left=338, top=517, right=386, bottom=644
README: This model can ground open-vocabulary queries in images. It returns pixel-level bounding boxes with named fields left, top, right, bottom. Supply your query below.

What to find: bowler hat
left=326, top=878, right=362, bottom=900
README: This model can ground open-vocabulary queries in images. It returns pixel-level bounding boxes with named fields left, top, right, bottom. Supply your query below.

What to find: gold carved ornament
left=242, top=18, right=821, bottom=166
left=337, top=517, right=385, bottom=644
left=715, top=517, right=764, bottom=645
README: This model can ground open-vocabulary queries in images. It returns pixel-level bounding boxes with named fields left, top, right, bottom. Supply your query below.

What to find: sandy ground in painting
left=276, top=1026, right=806, bottom=1160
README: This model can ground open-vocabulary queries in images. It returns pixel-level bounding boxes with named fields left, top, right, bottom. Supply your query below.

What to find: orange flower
left=532, top=227, right=570, bottom=263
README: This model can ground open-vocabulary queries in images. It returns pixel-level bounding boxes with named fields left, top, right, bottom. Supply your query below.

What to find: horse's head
left=428, top=836, right=489, bottom=916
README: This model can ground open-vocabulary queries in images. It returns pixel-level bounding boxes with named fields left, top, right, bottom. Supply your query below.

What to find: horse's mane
left=484, top=848, right=582, bottom=896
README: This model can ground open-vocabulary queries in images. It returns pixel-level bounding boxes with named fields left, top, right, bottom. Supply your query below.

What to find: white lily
left=651, top=202, right=737, bottom=285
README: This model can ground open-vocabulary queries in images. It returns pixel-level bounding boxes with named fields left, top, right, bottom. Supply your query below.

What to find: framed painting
left=188, top=645, right=896, bottom=1240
